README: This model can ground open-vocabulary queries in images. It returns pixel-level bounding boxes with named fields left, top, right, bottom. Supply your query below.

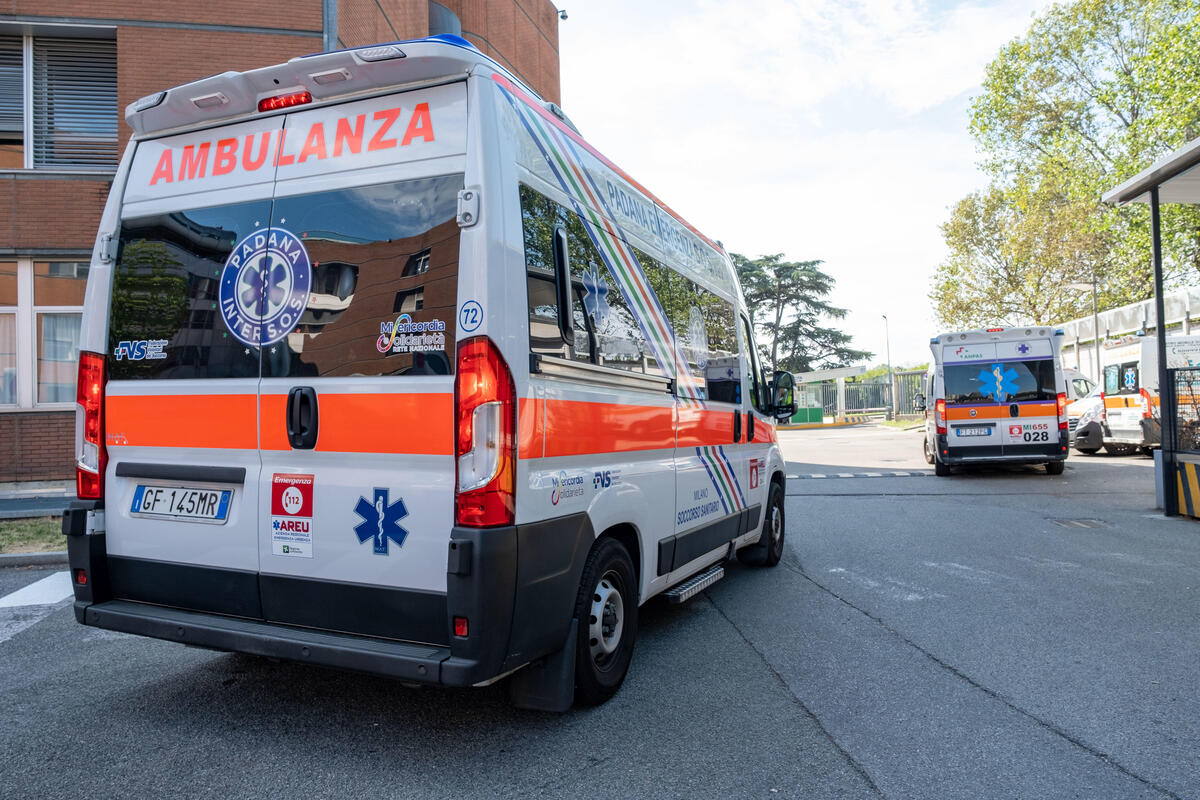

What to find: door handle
left=287, top=387, right=319, bottom=449
left=733, top=409, right=741, bottom=443
left=747, top=411, right=754, bottom=442
left=1009, top=403, right=1020, bottom=418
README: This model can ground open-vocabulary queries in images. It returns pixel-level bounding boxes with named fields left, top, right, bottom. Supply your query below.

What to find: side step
left=663, top=564, right=724, bottom=605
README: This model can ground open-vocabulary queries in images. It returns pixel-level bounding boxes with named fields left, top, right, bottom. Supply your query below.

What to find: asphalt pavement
left=1, top=426, right=1196, bottom=799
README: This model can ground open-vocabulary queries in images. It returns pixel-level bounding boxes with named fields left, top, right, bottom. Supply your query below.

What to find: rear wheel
left=1076, top=446, right=1100, bottom=455
left=1045, top=461, right=1065, bottom=475
left=934, top=457, right=951, bottom=476
left=573, top=537, right=638, bottom=707
left=922, top=436, right=935, bottom=465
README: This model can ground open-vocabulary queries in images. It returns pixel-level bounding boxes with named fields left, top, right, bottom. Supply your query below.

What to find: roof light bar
left=258, top=90, right=313, bottom=113
left=357, top=44, right=407, bottom=62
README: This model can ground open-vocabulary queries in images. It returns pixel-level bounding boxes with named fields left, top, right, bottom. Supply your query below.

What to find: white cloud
left=557, top=0, right=1049, bottom=365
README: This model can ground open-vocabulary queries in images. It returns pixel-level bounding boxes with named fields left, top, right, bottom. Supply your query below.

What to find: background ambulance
left=918, top=328, right=1070, bottom=475
left=62, top=36, right=797, bottom=711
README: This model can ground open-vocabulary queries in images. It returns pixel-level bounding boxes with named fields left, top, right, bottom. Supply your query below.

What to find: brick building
left=0, top=1, right=561, bottom=482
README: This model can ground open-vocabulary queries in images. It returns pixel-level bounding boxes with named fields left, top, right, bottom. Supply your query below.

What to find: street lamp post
left=882, top=314, right=894, bottom=419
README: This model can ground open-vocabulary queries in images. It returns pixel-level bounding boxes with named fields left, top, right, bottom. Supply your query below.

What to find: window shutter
left=0, top=36, right=22, bottom=136
left=32, top=37, right=117, bottom=168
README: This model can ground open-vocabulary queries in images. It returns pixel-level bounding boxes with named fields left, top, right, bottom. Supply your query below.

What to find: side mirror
left=772, top=370, right=797, bottom=421
left=913, top=392, right=926, bottom=412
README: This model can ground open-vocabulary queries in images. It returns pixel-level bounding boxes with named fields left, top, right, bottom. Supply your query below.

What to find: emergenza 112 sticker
left=271, top=473, right=314, bottom=557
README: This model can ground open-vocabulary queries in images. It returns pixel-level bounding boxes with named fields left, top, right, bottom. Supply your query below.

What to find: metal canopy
left=1103, top=133, right=1200, bottom=518
left=1103, top=136, right=1200, bottom=205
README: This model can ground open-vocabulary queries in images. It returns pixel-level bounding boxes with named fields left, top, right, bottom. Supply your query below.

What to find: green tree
left=934, top=0, right=1200, bottom=329
left=732, top=252, right=871, bottom=373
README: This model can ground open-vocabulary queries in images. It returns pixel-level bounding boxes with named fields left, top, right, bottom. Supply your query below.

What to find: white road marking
left=0, top=571, right=74, bottom=645
left=810, top=474, right=827, bottom=478
left=0, top=571, right=72, bottom=608
left=837, top=473, right=854, bottom=478
left=863, top=472, right=882, bottom=477
left=827, top=567, right=947, bottom=602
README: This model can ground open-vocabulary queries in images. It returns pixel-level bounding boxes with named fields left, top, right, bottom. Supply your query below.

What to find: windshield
left=944, top=359, right=1056, bottom=404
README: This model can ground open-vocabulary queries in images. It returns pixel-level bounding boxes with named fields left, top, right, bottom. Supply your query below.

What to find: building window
left=0, top=33, right=117, bottom=170
left=0, top=258, right=86, bottom=410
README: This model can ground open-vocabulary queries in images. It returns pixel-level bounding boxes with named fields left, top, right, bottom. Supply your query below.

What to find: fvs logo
left=114, top=340, right=167, bottom=361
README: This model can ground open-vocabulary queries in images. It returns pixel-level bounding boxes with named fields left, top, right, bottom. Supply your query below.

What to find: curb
left=0, top=550, right=69, bottom=568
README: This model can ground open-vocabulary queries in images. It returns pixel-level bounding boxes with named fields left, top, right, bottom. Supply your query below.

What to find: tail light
left=1099, top=392, right=1107, bottom=421
left=935, top=398, right=946, bottom=435
left=1056, top=392, right=1068, bottom=430
left=76, top=351, right=107, bottom=499
left=1139, top=388, right=1152, bottom=418
left=454, top=337, right=515, bottom=527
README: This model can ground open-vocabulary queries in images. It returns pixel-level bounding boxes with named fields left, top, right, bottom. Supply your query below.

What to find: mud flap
left=508, top=621, right=577, bottom=712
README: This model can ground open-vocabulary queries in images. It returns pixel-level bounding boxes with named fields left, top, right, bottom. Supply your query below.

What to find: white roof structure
left=1103, top=137, right=1200, bottom=205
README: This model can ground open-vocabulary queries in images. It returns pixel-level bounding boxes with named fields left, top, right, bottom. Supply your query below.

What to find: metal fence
left=1172, top=368, right=1200, bottom=452
left=894, top=370, right=926, bottom=416
left=819, top=382, right=891, bottom=415
left=813, top=369, right=927, bottom=416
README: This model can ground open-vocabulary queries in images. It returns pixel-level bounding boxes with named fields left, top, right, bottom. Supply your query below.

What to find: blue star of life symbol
left=977, top=362, right=1020, bottom=403
left=581, top=262, right=610, bottom=325
left=352, top=488, right=409, bottom=555
left=1017, top=343, right=1030, bottom=354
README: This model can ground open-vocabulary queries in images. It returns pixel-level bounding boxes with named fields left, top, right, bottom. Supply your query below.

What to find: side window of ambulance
left=111, top=199, right=273, bottom=380
left=739, top=315, right=767, bottom=413
left=640, top=254, right=737, bottom=401
left=520, top=184, right=665, bottom=376
left=264, top=174, right=462, bottom=378
left=521, top=185, right=590, bottom=363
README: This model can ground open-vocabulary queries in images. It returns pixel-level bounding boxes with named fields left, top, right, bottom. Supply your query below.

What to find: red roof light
left=258, top=91, right=313, bottom=113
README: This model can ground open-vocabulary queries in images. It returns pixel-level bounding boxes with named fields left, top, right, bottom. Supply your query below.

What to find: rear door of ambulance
left=940, top=342, right=1004, bottom=458
left=103, top=115, right=286, bottom=616
left=254, top=85, right=468, bottom=643
left=992, top=338, right=1059, bottom=452
left=104, top=84, right=469, bottom=639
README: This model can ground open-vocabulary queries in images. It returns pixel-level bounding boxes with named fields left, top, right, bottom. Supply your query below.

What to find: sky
left=556, top=0, right=1050, bottom=369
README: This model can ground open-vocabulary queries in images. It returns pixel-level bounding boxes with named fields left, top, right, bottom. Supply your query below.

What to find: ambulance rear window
left=109, top=174, right=462, bottom=380
left=943, top=359, right=1057, bottom=404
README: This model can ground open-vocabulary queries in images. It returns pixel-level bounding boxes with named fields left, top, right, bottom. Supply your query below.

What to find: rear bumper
left=936, top=434, right=1068, bottom=466
left=65, top=502, right=592, bottom=688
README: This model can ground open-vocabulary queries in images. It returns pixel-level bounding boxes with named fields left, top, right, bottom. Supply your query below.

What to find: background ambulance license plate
left=130, top=485, right=232, bottom=523
left=955, top=426, right=991, bottom=437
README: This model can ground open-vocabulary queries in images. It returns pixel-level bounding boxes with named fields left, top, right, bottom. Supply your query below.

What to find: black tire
left=1076, top=447, right=1100, bottom=455
left=739, top=481, right=785, bottom=567
left=573, top=537, right=638, bottom=707
left=922, top=436, right=935, bottom=465
left=934, top=457, right=951, bottom=476
left=1045, top=461, right=1065, bottom=475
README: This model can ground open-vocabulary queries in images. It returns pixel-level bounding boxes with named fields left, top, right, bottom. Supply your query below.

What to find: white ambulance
left=918, top=327, right=1069, bottom=475
left=62, top=36, right=798, bottom=711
